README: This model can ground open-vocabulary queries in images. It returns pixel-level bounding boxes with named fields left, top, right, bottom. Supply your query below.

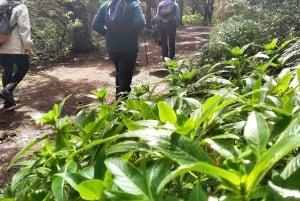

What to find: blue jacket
left=92, top=0, right=145, bottom=53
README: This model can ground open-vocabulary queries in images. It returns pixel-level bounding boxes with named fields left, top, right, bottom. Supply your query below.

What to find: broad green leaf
left=105, top=158, right=149, bottom=198
left=146, top=159, right=170, bottom=197
left=264, top=38, right=278, bottom=51
left=229, top=46, right=244, bottom=57
left=268, top=181, right=300, bottom=199
left=77, top=180, right=105, bottom=200
left=272, top=71, right=292, bottom=95
left=277, top=115, right=300, bottom=141
left=126, top=129, right=213, bottom=164
left=52, top=177, right=67, bottom=201
left=158, top=162, right=240, bottom=192
left=188, top=183, right=208, bottom=201
left=251, top=77, right=262, bottom=103
left=246, top=135, right=300, bottom=193
left=244, top=112, right=270, bottom=150
left=123, top=118, right=144, bottom=130
left=105, top=191, right=147, bottom=201
left=106, top=140, right=143, bottom=155
left=157, top=101, right=177, bottom=124
left=280, top=154, right=300, bottom=180
left=82, top=116, right=106, bottom=144
left=55, top=172, right=87, bottom=191
left=203, top=138, right=235, bottom=158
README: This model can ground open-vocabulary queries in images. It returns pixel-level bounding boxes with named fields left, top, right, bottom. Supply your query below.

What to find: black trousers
left=109, top=51, right=137, bottom=100
left=0, top=54, right=29, bottom=90
left=160, top=22, right=177, bottom=60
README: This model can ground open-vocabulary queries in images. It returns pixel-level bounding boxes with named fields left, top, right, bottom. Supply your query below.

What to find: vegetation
left=1, top=36, right=299, bottom=200
left=1, top=0, right=300, bottom=200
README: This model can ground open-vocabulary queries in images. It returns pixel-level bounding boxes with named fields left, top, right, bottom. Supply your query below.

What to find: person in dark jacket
left=155, top=0, right=180, bottom=61
left=92, top=0, right=145, bottom=100
left=0, top=0, right=33, bottom=109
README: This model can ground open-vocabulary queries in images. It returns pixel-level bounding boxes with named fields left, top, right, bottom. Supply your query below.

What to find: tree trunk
left=64, top=1, right=94, bottom=53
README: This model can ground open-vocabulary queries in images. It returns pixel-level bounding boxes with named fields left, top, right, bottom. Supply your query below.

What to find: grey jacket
left=0, top=1, right=32, bottom=54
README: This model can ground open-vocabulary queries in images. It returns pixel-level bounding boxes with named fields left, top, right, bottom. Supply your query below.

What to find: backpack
left=158, top=2, right=176, bottom=24
left=0, top=0, right=21, bottom=44
left=105, top=0, right=127, bottom=33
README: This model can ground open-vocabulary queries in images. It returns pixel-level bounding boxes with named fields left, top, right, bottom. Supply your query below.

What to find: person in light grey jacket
left=0, top=0, right=33, bottom=109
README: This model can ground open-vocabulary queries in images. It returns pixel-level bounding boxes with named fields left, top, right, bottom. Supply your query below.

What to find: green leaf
left=272, top=70, right=292, bottom=95
left=277, top=115, right=300, bottom=141
left=77, top=180, right=105, bottom=200
left=55, top=172, right=87, bottom=192
left=52, top=177, right=67, bottom=201
left=264, top=38, right=278, bottom=51
left=105, top=158, right=149, bottom=198
left=5, top=135, right=49, bottom=171
left=146, top=159, right=170, bottom=197
left=105, top=191, right=147, bottom=201
left=268, top=181, right=300, bottom=199
left=188, top=183, right=208, bottom=201
left=106, top=140, right=142, bottom=155
left=280, top=154, right=300, bottom=180
left=244, top=112, right=270, bottom=150
left=158, top=162, right=240, bottom=192
left=157, top=101, right=177, bottom=124
left=203, top=138, right=235, bottom=158
left=251, top=77, right=262, bottom=103
left=246, top=135, right=300, bottom=193
left=127, top=129, right=213, bottom=165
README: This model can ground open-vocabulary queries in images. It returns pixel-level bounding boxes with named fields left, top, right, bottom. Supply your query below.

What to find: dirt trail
left=0, top=25, right=212, bottom=187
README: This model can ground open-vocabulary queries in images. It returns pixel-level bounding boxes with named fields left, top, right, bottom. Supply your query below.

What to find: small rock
left=0, top=131, right=7, bottom=140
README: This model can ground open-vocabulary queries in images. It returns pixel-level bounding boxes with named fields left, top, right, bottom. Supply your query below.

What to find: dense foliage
left=201, top=0, right=300, bottom=63
left=0, top=37, right=299, bottom=200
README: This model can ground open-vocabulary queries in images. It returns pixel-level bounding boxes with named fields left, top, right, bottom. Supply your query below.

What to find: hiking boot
left=0, top=89, right=16, bottom=106
left=2, top=101, right=17, bottom=110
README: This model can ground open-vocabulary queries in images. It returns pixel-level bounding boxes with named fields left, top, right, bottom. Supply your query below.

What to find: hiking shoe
left=2, top=101, right=17, bottom=110
left=0, top=89, right=16, bottom=105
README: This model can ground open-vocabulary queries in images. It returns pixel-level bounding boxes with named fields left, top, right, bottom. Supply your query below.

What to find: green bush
left=201, top=16, right=263, bottom=63
left=182, top=14, right=203, bottom=25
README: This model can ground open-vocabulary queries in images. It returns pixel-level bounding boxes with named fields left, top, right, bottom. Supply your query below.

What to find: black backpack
left=0, top=0, right=21, bottom=44
left=105, top=0, right=127, bottom=33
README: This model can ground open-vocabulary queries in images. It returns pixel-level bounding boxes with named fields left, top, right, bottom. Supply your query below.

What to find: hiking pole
left=143, top=32, right=149, bottom=65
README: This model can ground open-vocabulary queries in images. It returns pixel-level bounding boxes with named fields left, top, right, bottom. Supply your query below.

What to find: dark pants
left=0, top=54, right=29, bottom=91
left=160, top=23, right=177, bottom=60
left=109, top=51, right=137, bottom=100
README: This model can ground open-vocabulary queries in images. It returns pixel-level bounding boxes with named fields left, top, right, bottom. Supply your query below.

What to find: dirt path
left=0, top=25, right=212, bottom=187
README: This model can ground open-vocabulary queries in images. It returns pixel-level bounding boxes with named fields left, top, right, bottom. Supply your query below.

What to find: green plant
left=1, top=39, right=299, bottom=201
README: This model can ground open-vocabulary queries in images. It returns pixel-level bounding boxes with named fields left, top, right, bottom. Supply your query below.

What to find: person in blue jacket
left=92, top=0, right=145, bottom=100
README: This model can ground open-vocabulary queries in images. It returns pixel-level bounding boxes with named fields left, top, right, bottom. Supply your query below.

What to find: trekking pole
left=143, top=32, right=149, bottom=65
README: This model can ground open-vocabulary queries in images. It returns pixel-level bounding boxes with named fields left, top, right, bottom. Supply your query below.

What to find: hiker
left=0, top=0, right=33, bottom=109
left=154, top=0, right=180, bottom=61
left=92, top=0, right=146, bottom=100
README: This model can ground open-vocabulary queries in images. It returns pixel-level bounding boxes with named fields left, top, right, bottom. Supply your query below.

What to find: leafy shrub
left=201, top=16, right=263, bottom=63
left=182, top=14, right=203, bottom=25
left=1, top=39, right=300, bottom=201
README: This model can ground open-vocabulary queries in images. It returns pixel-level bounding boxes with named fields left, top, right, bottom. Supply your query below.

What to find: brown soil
left=0, top=25, right=212, bottom=188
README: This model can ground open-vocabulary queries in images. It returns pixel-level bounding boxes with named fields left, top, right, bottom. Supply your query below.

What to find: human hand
left=25, top=49, right=34, bottom=57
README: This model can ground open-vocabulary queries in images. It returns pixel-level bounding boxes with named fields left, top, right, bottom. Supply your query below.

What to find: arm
left=16, top=4, right=33, bottom=55
left=92, top=3, right=107, bottom=37
left=132, top=1, right=146, bottom=34
left=174, top=3, right=181, bottom=23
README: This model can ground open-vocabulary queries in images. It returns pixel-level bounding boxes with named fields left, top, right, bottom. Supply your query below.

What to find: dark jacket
left=92, top=0, right=145, bottom=53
